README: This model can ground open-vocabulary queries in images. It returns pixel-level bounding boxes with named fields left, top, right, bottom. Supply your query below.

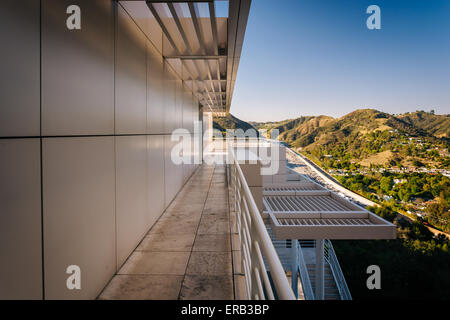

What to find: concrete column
left=315, top=239, right=324, bottom=300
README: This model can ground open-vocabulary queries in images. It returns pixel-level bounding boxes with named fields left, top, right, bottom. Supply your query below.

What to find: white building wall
left=0, top=0, right=201, bottom=299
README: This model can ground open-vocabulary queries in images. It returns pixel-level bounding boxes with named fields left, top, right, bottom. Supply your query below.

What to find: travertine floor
left=98, top=164, right=233, bottom=300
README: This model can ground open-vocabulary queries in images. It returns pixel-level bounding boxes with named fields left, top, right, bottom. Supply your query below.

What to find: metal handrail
left=223, top=137, right=351, bottom=300
left=296, top=241, right=315, bottom=300
left=324, top=240, right=352, bottom=300
left=228, top=141, right=295, bottom=300
left=299, top=239, right=352, bottom=300
left=299, top=240, right=316, bottom=248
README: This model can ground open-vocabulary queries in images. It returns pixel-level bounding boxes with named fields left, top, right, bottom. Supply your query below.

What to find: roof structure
left=263, top=182, right=397, bottom=240
left=140, top=0, right=251, bottom=114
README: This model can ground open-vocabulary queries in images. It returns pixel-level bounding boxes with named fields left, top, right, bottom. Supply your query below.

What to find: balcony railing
left=227, top=141, right=296, bottom=300
left=221, top=137, right=353, bottom=300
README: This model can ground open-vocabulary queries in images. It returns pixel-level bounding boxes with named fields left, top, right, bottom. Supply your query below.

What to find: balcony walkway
left=99, top=164, right=234, bottom=300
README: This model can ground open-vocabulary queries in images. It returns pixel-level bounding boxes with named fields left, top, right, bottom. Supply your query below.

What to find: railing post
left=315, top=239, right=325, bottom=300
left=291, top=239, right=299, bottom=299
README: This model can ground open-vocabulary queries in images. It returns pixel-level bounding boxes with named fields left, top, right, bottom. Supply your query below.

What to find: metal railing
left=265, top=227, right=314, bottom=300
left=299, top=240, right=352, bottom=300
left=295, top=240, right=315, bottom=300
left=324, top=240, right=352, bottom=300
left=228, top=142, right=295, bottom=300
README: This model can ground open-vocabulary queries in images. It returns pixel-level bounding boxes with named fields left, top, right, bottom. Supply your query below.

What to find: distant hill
left=213, top=113, right=258, bottom=136
left=397, top=111, right=450, bottom=138
left=254, top=109, right=449, bottom=145
left=253, top=109, right=449, bottom=169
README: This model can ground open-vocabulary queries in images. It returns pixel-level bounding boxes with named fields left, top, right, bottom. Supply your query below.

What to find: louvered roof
left=126, top=0, right=251, bottom=114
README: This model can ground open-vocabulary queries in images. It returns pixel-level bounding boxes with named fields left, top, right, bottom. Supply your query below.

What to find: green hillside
left=255, top=109, right=450, bottom=299
left=255, top=109, right=450, bottom=233
left=255, top=109, right=449, bottom=169
left=398, top=111, right=450, bottom=138
left=213, top=113, right=258, bottom=136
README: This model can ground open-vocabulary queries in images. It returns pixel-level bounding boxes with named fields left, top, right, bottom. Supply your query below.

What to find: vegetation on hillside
left=254, top=109, right=449, bottom=149
left=398, top=110, right=450, bottom=138
left=213, top=113, right=258, bottom=136
left=259, top=109, right=449, bottom=231
left=335, top=172, right=449, bottom=232
left=334, top=204, right=450, bottom=300
left=254, top=109, right=450, bottom=299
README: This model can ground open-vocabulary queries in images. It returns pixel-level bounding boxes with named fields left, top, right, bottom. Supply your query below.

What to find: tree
left=380, top=176, right=393, bottom=194
left=369, top=204, right=398, bottom=222
left=407, top=221, right=433, bottom=241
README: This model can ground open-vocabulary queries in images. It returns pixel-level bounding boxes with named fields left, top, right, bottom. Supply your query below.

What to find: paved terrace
left=99, top=164, right=236, bottom=300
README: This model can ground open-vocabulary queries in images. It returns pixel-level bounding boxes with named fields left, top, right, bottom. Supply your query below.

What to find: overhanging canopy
left=121, top=0, right=251, bottom=114
left=263, top=183, right=397, bottom=240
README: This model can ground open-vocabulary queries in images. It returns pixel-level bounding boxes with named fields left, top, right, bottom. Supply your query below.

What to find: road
left=286, top=148, right=377, bottom=208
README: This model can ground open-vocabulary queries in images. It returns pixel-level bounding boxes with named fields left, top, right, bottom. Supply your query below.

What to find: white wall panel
left=164, top=136, right=175, bottom=208
left=115, top=5, right=147, bottom=134
left=164, top=63, right=177, bottom=134
left=182, top=92, right=190, bottom=132
left=0, top=139, right=42, bottom=299
left=164, top=135, right=184, bottom=208
left=0, top=1, right=40, bottom=137
left=0, top=0, right=208, bottom=300
left=115, top=136, right=148, bottom=269
left=175, top=80, right=183, bottom=131
left=147, top=135, right=165, bottom=225
left=120, top=1, right=163, bottom=54
left=42, top=0, right=114, bottom=136
left=42, top=137, right=115, bottom=299
left=192, top=99, right=197, bottom=134
left=147, top=41, right=165, bottom=134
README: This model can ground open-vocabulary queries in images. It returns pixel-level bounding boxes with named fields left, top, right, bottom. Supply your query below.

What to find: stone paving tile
left=234, top=274, right=248, bottom=300
left=232, top=250, right=242, bottom=275
left=179, top=275, right=233, bottom=300
left=98, top=275, right=183, bottom=300
left=149, top=218, right=199, bottom=236
left=118, top=251, right=190, bottom=275
left=185, top=252, right=232, bottom=276
left=203, top=200, right=228, bottom=210
left=98, top=165, right=234, bottom=300
left=158, top=211, right=202, bottom=223
left=137, top=232, right=196, bottom=252
left=164, top=208, right=204, bottom=219
left=197, top=215, right=230, bottom=235
left=193, top=234, right=231, bottom=252
left=231, top=234, right=240, bottom=251
left=202, top=207, right=229, bottom=218
left=166, top=200, right=206, bottom=213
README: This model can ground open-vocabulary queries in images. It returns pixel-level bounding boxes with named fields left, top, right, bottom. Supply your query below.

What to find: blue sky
left=230, top=0, right=450, bottom=122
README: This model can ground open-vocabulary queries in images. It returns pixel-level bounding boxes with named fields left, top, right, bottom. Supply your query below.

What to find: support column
left=315, top=239, right=324, bottom=300
left=291, top=240, right=299, bottom=299
left=202, top=112, right=213, bottom=162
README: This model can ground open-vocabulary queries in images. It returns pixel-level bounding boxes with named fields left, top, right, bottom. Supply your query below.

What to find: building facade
left=1, top=0, right=240, bottom=299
